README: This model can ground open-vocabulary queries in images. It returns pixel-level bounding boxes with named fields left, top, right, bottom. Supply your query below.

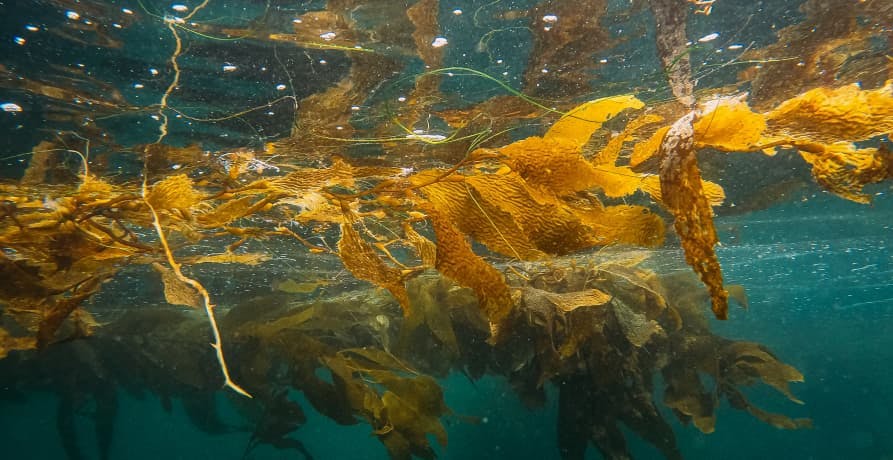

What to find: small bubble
left=292, top=18, right=302, bottom=24
left=13, top=36, right=25, bottom=45
left=319, top=32, right=336, bottom=41
left=276, top=84, right=287, bottom=90
left=351, top=105, right=360, bottom=111
left=542, top=14, right=558, bottom=23
left=452, top=9, right=462, bottom=15
left=133, top=83, right=144, bottom=89
left=431, top=36, right=448, bottom=48
left=727, top=44, right=744, bottom=50
left=541, top=68, right=548, bottom=73
left=599, top=58, right=608, bottom=64
left=151, top=114, right=160, bottom=120
left=66, top=11, right=80, bottom=20
left=84, top=19, right=93, bottom=25
left=122, top=8, right=134, bottom=14
left=149, top=68, right=159, bottom=75
left=698, top=32, right=719, bottom=43
left=222, top=64, right=237, bottom=72
left=397, top=96, right=407, bottom=102
left=496, top=59, right=504, bottom=64
left=25, top=25, right=39, bottom=32
left=1, top=103, right=23, bottom=112
left=112, top=23, right=122, bottom=28
left=319, top=59, right=327, bottom=64
left=171, top=4, right=189, bottom=13
left=266, top=111, right=275, bottom=116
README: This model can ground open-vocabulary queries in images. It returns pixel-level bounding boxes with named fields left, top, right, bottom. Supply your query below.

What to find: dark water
left=1, top=0, right=892, bottom=459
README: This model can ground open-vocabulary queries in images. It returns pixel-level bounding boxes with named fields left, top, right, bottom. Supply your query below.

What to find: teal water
left=2, top=0, right=892, bottom=459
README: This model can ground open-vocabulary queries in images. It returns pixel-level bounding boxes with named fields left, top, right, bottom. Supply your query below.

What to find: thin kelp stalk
left=143, top=0, right=252, bottom=398
left=651, top=0, right=695, bottom=107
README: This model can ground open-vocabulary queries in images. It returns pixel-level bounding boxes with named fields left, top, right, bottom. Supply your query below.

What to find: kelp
left=3, top=1, right=893, bottom=458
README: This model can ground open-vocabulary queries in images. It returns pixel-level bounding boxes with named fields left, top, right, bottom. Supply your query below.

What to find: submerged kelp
left=0, top=0, right=891, bottom=459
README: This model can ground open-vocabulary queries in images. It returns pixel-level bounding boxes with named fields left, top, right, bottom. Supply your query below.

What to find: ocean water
left=1, top=0, right=892, bottom=459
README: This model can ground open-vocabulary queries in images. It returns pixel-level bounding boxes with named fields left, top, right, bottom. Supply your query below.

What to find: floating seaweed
left=1, top=0, right=891, bottom=459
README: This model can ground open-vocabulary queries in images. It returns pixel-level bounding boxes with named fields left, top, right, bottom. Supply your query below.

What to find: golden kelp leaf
left=465, top=174, right=598, bottom=255
left=798, top=143, right=892, bottom=203
left=197, top=196, right=257, bottom=227
left=765, top=82, right=893, bottom=143
left=77, top=175, right=114, bottom=197
left=641, top=175, right=726, bottom=207
left=338, top=218, right=410, bottom=314
left=544, top=95, right=645, bottom=148
left=402, top=221, right=437, bottom=267
left=426, top=209, right=513, bottom=341
left=146, top=174, right=201, bottom=212
left=418, top=173, right=545, bottom=260
left=269, top=160, right=355, bottom=196
left=593, top=113, right=665, bottom=166
left=152, top=262, right=202, bottom=308
left=659, top=112, right=729, bottom=320
left=191, top=252, right=271, bottom=266
left=544, top=289, right=612, bottom=312
left=499, top=136, right=604, bottom=196
left=576, top=205, right=666, bottom=247
left=500, top=134, right=650, bottom=198
left=0, top=328, right=37, bottom=359
left=694, top=97, right=767, bottom=151
left=630, top=126, right=670, bottom=170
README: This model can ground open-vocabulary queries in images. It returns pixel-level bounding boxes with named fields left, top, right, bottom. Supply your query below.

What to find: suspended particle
left=149, top=68, right=159, bottom=75
left=112, top=23, right=122, bottom=28
left=25, top=25, right=39, bottom=32
left=698, top=32, right=719, bottom=43
left=351, top=105, right=361, bottom=111
left=133, top=83, right=145, bottom=89
left=431, top=37, right=448, bottom=48
left=292, top=18, right=303, bottom=24
left=171, top=4, right=189, bottom=12
left=452, top=9, right=462, bottom=15
left=319, top=59, right=327, bottom=64
left=727, top=44, right=744, bottom=50
left=1, top=103, right=23, bottom=112
left=222, top=64, right=238, bottom=72
left=542, top=14, right=558, bottom=23
left=13, top=36, right=25, bottom=45
left=276, top=84, right=287, bottom=90
left=397, top=96, right=407, bottom=102
left=122, top=8, right=134, bottom=14
left=66, top=11, right=80, bottom=20
left=319, top=32, right=336, bottom=41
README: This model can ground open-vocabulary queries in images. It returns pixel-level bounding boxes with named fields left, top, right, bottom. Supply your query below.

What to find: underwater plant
left=0, top=0, right=891, bottom=459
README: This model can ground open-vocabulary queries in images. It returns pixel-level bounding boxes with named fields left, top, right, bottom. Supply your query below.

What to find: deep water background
left=2, top=187, right=891, bottom=460
left=2, top=0, right=893, bottom=458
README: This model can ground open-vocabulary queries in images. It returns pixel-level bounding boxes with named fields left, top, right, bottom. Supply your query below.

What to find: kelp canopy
left=0, top=0, right=890, bottom=459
